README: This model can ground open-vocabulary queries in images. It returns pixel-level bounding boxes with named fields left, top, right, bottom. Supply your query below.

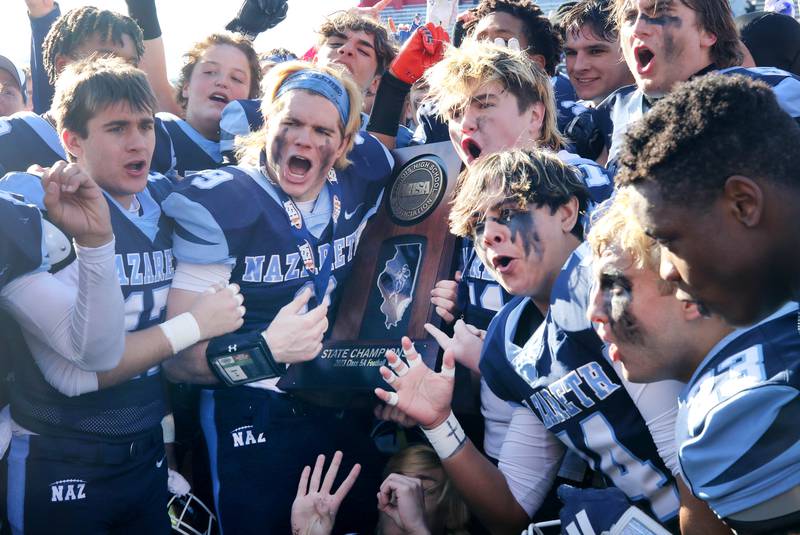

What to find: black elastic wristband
left=206, top=331, right=285, bottom=386
left=125, top=0, right=162, bottom=40
left=367, top=72, right=412, bottom=137
left=453, top=19, right=467, bottom=48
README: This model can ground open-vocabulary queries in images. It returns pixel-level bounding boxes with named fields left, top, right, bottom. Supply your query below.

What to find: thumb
left=42, top=180, right=61, bottom=215
left=285, top=287, right=313, bottom=314
left=454, top=270, right=462, bottom=283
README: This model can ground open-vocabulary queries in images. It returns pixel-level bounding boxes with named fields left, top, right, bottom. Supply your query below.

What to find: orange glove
left=389, top=22, right=450, bottom=85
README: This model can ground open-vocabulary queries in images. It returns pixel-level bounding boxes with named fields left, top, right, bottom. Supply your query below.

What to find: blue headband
left=275, top=70, right=350, bottom=126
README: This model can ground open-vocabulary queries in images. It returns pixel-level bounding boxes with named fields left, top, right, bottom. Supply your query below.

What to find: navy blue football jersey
left=220, top=99, right=265, bottom=162
left=481, top=243, right=680, bottom=522
left=598, top=66, right=800, bottom=170
left=458, top=152, right=613, bottom=329
left=0, top=172, right=174, bottom=441
left=153, top=112, right=226, bottom=178
left=162, top=133, right=393, bottom=331
left=677, top=301, right=800, bottom=521
left=0, top=112, right=65, bottom=176
left=552, top=74, right=587, bottom=136
left=0, top=191, right=47, bottom=290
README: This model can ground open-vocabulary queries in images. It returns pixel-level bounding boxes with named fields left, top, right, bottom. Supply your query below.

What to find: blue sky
left=0, top=1, right=355, bottom=79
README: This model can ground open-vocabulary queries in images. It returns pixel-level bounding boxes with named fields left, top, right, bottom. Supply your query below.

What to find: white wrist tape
left=422, top=411, right=466, bottom=460
left=158, top=312, right=201, bottom=354
left=161, top=414, right=176, bottom=444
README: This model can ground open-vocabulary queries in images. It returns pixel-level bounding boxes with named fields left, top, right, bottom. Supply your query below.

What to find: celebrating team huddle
left=0, top=0, right=799, bottom=534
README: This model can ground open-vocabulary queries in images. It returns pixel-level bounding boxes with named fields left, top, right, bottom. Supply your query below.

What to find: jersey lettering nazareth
left=458, top=155, right=612, bottom=330
left=162, top=133, right=393, bottom=331
left=0, top=191, right=47, bottom=290
left=599, top=66, right=800, bottom=171
left=4, top=173, right=174, bottom=442
left=677, top=301, right=800, bottom=519
left=481, top=244, right=679, bottom=522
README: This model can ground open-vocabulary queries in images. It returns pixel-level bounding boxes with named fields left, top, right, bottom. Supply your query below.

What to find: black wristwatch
left=206, top=331, right=286, bottom=386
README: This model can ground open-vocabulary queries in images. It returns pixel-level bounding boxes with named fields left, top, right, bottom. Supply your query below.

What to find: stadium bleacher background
left=362, top=0, right=797, bottom=32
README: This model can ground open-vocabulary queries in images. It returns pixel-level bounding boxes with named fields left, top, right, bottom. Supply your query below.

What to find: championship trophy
left=278, top=141, right=463, bottom=394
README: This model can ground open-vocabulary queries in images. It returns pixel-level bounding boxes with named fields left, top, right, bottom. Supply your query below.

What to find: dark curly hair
left=42, top=6, right=145, bottom=85
left=616, top=74, right=800, bottom=205
left=465, top=0, right=563, bottom=75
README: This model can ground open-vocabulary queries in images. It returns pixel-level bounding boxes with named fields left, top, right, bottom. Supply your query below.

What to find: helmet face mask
left=168, top=493, right=216, bottom=535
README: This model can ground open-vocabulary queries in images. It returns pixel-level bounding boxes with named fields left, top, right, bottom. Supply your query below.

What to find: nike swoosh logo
left=156, top=455, right=166, bottom=468
left=344, top=203, right=364, bottom=221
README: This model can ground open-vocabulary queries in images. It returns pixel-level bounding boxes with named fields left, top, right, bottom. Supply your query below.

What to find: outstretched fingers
left=320, top=451, right=343, bottom=495
left=440, top=348, right=456, bottom=378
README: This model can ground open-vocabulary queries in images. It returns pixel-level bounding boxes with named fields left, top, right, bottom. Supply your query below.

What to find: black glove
left=225, top=0, right=288, bottom=40
left=565, top=107, right=605, bottom=161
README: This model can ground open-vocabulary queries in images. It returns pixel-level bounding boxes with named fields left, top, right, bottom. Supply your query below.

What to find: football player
left=2, top=57, right=244, bottom=534
left=616, top=73, right=800, bottom=326
left=152, top=32, right=262, bottom=178
left=561, top=0, right=635, bottom=104
left=586, top=187, right=800, bottom=533
left=368, top=0, right=583, bottom=147
left=216, top=10, right=399, bottom=163
left=374, top=149, right=694, bottom=534
left=0, top=168, right=125, bottom=456
left=598, top=0, right=800, bottom=167
left=0, top=6, right=148, bottom=176
left=160, top=62, right=394, bottom=534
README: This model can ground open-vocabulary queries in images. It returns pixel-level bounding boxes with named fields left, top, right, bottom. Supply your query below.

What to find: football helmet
left=168, top=492, right=216, bottom=535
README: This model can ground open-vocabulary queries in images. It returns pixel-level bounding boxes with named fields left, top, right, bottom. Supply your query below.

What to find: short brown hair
left=612, top=0, right=742, bottom=67
left=450, top=148, right=589, bottom=239
left=53, top=56, right=155, bottom=141
left=317, top=11, right=398, bottom=76
left=175, top=32, right=262, bottom=110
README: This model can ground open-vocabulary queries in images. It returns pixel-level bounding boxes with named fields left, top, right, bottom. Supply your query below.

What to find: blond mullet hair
left=423, top=40, right=564, bottom=151
left=236, top=61, right=363, bottom=169
left=586, top=187, right=660, bottom=272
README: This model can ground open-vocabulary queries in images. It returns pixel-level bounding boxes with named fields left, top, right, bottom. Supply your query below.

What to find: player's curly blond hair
left=423, top=40, right=564, bottom=151
left=235, top=61, right=363, bottom=169
left=586, top=187, right=660, bottom=271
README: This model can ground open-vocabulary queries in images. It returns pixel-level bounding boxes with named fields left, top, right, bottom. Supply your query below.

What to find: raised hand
left=377, top=474, right=431, bottom=535
left=36, top=161, right=113, bottom=248
left=389, top=23, right=450, bottom=85
left=24, top=0, right=56, bottom=18
left=430, top=270, right=461, bottom=324
left=291, top=451, right=361, bottom=535
left=424, top=319, right=485, bottom=374
left=225, top=0, right=288, bottom=39
left=374, top=337, right=455, bottom=429
left=264, top=287, right=329, bottom=364
left=353, top=0, right=393, bottom=21
left=190, top=283, right=246, bottom=340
